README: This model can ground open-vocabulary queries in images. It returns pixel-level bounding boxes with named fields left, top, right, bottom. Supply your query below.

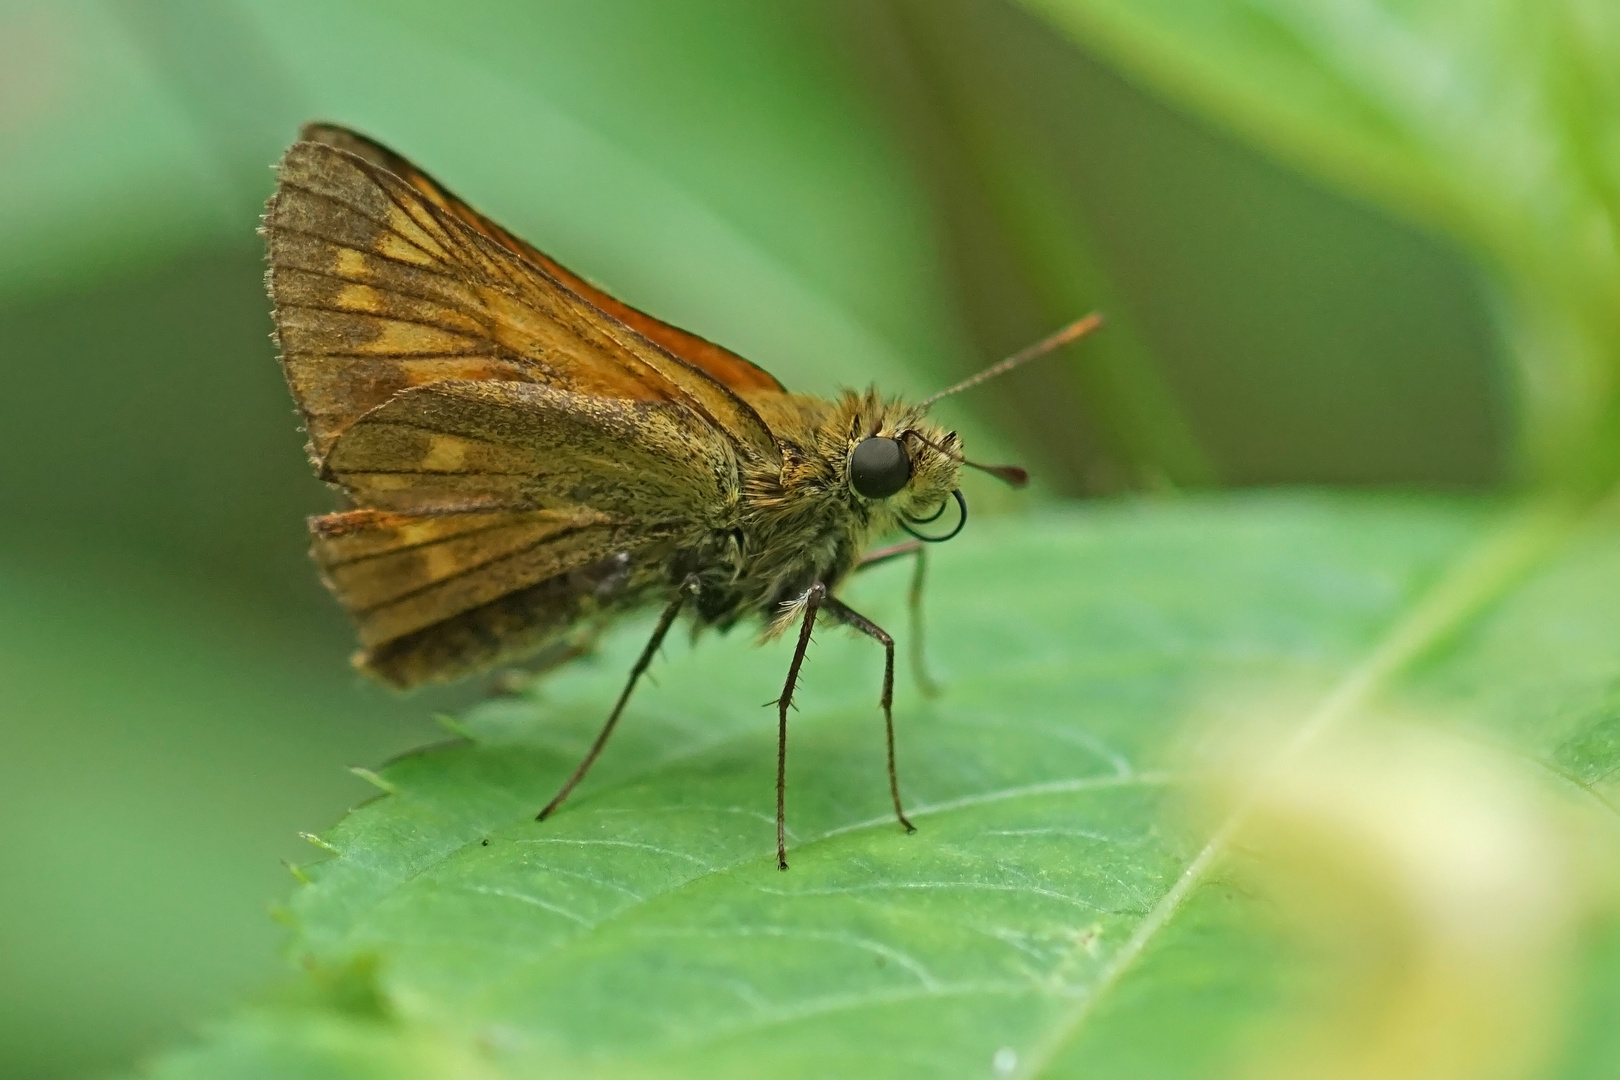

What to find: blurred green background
left=0, top=1, right=1519, bottom=1077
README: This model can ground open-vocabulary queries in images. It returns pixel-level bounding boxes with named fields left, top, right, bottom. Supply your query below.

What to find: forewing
left=264, top=134, right=779, bottom=462
left=311, top=507, right=664, bottom=687
left=319, top=379, right=736, bottom=519
left=299, top=123, right=786, bottom=396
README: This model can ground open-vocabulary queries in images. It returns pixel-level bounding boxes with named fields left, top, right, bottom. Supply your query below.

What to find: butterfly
left=261, top=123, right=1101, bottom=868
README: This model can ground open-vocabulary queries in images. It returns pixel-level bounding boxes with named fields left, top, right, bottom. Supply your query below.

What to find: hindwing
left=309, top=507, right=665, bottom=686
left=260, top=126, right=795, bottom=686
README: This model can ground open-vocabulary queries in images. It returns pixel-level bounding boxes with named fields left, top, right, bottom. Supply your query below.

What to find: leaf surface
left=145, top=495, right=1620, bottom=1078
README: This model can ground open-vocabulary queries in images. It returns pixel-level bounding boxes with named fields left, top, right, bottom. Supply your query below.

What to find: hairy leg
left=535, top=577, right=697, bottom=821
left=824, top=595, right=916, bottom=836
left=855, top=540, right=939, bottom=697
left=773, top=582, right=826, bottom=869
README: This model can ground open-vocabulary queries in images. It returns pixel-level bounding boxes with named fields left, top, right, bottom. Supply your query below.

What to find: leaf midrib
left=1013, top=493, right=1584, bottom=1078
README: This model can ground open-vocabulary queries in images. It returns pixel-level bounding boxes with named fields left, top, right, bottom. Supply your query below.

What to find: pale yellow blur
left=1188, top=706, right=1620, bottom=1080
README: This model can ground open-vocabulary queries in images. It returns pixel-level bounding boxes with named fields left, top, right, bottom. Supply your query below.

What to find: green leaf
left=142, top=495, right=1620, bottom=1078
left=1014, top=0, right=1620, bottom=489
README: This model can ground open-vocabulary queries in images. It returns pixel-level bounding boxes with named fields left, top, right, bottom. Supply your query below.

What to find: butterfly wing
left=318, top=378, right=736, bottom=517
left=262, top=132, right=776, bottom=685
left=308, top=506, right=661, bottom=687
left=264, top=134, right=780, bottom=464
left=304, top=379, right=735, bottom=686
left=297, top=123, right=787, bottom=397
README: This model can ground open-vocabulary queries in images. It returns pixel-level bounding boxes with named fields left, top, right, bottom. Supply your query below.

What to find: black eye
left=849, top=436, right=911, bottom=499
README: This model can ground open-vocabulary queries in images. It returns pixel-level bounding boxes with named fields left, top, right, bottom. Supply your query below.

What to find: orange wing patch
left=262, top=129, right=793, bottom=687
left=265, top=144, right=674, bottom=459
left=299, top=123, right=786, bottom=396
left=265, top=131, right=781, bottom=466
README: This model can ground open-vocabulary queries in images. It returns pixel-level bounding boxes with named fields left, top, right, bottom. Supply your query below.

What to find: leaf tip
left=348, top=766, right=397, bottom=794
left=433, top=712, right=476, bottom=740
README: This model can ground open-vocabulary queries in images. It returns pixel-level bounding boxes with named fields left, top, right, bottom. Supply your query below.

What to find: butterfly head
left=834, top=313, right=1101, bottom=541
left=835, top=394, right=1024, bottom=543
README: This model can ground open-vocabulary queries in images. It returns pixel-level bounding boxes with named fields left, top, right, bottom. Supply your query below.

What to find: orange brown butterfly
left=262, top=123, right=1102, bottom=868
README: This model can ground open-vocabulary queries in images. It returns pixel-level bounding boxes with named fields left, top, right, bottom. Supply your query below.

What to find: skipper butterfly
left=262, top=124, right=1101, bottom=867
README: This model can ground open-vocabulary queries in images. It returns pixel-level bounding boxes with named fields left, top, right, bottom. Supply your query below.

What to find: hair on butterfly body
left=262, top=123, right=1102, bottom=868
left=692, top=389, right=963, bottom=633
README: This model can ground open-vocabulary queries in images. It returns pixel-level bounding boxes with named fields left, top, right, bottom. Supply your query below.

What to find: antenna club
left=987, top=464, right=1029, bottom=488
left=1055, top=311, right=1105, bottom=344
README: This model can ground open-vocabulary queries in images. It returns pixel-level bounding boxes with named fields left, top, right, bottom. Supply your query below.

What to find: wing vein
left=288, top=350, right=521, bottom=363
left=275, top=182, right=446, bottom=265
left=267, top=226, right=474, bottom=286
left=275, top=300, right=491, bottom=343
left=323, top=517, right=538, bottom=568
left=351, top=520, right=609, bottom=616
left=272, top=263, right=486, bottom=313
left=372, top=173, right=530, bottom=294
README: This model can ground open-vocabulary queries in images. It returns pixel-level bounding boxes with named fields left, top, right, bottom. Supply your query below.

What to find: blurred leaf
left=2, top=0, right=993, bottom=431
left=227, top=0, right=984, bottom=410
left=951, top=113, right=1218, bottom=489
left=847, top=1, right=1219, bottom=493
left=0, top=1, right=237, bottom=298
left=1016, top=0, right=1620, bottom=488
left=139, top=494, right=1620, bottom=1078
left=109, top=0, right=308, bottom=209
left=0, top=535, right=447, bottom=1080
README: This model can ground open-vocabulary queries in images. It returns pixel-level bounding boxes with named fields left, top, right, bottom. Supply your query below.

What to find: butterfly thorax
left=672, top=388, right=961, bottom=637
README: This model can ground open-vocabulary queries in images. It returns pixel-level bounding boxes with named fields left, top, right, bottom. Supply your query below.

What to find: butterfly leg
left=774, top=582, right=827, bottom=870
left=536, top=576, right=698, bottom=821
left=855, top=541, right=939, bottom=697
left=823, top=596, right=917, bottom=839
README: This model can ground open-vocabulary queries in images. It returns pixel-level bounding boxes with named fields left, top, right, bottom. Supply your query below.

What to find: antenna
left=918, top=311, right=1104, bottom=411
left=907, top=312, right=1104, bottom=488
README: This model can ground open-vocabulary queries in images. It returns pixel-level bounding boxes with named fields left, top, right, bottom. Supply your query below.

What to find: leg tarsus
left=824, top=596, right=915, bottom=835
left=535, top=577, right=697, bottom=821
left=854, top=541, right=939, bottom=697
left=905, top=545, right=940, bottom=699
left=775, top=582, right=827, bottom=870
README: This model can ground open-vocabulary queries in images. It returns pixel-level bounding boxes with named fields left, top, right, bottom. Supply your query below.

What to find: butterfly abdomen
left=352, top=547, right=655, bottom=687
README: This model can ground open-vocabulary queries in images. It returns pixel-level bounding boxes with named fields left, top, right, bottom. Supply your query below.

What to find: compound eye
left=849, top=436, right=912, bottom=500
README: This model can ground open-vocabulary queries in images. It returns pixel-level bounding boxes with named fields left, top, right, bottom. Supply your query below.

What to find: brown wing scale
left=264, top=135, right=780, bottom=464
left=297, top=122, right=786, bottom=396
left=311, top=508, right=663, bottom=686
left=262, top=130, right=786, bottom=685
left=318, top=379, right=737, bottom=517
left=299, top=380, right=727, bottom=685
